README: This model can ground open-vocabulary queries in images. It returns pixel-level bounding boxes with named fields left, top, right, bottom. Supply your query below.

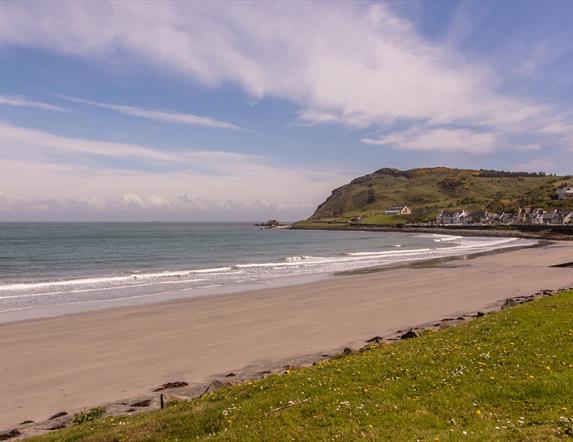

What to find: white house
left=384, top=206, right=412, bottom=216
left=436, top=210, right=469, bottom=225
left=557, top=186, right=573, bottom=200
left=467, top=210, right=495, bottom=225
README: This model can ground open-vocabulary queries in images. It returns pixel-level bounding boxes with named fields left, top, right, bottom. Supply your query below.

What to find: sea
left=0, top=222, right=532, bottom=321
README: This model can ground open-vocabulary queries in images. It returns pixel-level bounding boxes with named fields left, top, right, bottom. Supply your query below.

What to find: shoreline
left=0, top=234, right=530, bottom=325
left=291, top=224, right=573, bottom=240
left=3, top=241, right=573, bottom=436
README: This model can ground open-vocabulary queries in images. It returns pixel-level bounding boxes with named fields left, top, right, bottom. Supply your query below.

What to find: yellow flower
left=476, top=409, right=482, bottom=417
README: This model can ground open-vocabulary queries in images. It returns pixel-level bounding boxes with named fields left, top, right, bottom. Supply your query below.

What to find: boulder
left=153, top=381, right=188, bottom=392
left=0, top=429, right=21, bottom=441
left=501, top=298, right=519, bottom=309
left=202, top=380, right=230, bottom=395
left=366, top=336, right=383, bottom=344
left=400, top=329, right=419, bottom=340
left=131, top=399, right=152, bottom=407
left=48, top=411, right=67, bottom=420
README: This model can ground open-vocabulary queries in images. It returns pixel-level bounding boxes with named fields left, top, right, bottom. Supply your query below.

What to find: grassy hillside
left=31, top=291, right=573, bottom=441
left=303, top=167, right=573, bottom=225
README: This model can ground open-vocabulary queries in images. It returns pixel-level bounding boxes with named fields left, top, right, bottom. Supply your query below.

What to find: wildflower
left=475, top=409, right=482, bottom=417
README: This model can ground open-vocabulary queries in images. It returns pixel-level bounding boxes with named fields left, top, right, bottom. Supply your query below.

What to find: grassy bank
left=31, top=292, right=573, bottom=441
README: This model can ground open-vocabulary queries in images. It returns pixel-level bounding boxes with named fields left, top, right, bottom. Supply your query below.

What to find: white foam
left=0, top=235, right=532, bottom=314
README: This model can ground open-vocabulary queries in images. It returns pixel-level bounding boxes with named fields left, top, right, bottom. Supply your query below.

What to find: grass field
left=31, top=291, right=573, bottom=441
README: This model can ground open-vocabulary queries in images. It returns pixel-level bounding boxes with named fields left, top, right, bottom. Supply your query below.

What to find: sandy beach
left=1, top=241, right=573, bottom=430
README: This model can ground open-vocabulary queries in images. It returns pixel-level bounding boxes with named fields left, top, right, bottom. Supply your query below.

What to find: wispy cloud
left=0, top=190, right=317, bottom=221
left=0, top=121, right=254, bottom=167
left=0, top=1, right=569, bottom=152
left=59, top=95, right=242, bottom=130
left=0, top=121, right=348, bottom=220
left=362, top=128, right=498, bottom=154
left=0, top=95, right=68, bottom=112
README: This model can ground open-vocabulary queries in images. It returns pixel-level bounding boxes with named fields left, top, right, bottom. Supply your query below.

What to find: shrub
left=72, top=407, right=105, bottom=425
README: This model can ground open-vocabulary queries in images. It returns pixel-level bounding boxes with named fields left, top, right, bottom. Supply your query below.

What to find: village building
left=433, top=206, right=573, bottom=226
left=435, top=210, right=469, bottom=225
left=498, top=212, right=515, bottom=225
left=384, top=206, right=412, bottom=216
left=557, top=186, right=573, bottom=200
left=467, top=210, right=499, bottom=225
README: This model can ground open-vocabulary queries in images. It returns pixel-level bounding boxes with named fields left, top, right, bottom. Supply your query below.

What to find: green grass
left=72, top=408, right=106, bottom=425
left=359, top=213, right=407, bottom=225
left=31, top=292, right=573, bottom=441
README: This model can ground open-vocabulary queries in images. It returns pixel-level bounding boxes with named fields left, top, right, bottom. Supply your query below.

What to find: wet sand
left=1, top=241, right=573, bottom=429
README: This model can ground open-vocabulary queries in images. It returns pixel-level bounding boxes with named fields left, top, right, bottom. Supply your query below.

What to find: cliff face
left=308, top=167, right=572, bottom=222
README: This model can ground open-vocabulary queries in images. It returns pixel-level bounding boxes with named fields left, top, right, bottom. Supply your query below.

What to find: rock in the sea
left=225, top=372, right=236, bottom=377
left=153, top=381, right=189, bottom=392
left=48, top=411, right=67, bottom=420
left=342, top=347, right=353, bottom=355
left=0, top=429, right=21, bottom=441
left=48, top=423, right=66, bottom=431
left=400, top=329, right=419, bottom=340
left=476, top=311, right=485, bottom=317
left=19, top=420, right=33, bottom=425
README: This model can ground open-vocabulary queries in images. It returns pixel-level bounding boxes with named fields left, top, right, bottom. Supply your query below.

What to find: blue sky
left=1, top=1, right=573, bottom=221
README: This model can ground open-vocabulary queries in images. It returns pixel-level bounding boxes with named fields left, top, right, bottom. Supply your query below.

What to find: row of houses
left=435, top=208, right=573, bottom=226
left=557, top=185, right=573, bottom=200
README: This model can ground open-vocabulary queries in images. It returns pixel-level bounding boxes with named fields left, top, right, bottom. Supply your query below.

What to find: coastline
left=0, top=232, right=529, bottom=325
left=291, top=223, right=573, bottom=241
left=2, top=241, right=573, bottom=435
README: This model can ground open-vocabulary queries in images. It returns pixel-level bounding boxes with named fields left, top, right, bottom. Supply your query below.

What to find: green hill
left=303, top=167, right=572, bottom=225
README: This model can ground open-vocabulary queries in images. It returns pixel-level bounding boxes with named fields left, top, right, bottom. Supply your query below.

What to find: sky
left=1, top=1, right=573, bottom=221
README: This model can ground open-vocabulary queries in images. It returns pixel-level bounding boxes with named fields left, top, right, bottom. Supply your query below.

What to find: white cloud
left=361, top=128, right=498, bottom=154
left=0, top=189, right=320, bottom=221
left=0, top=121, right=255, bottom=166
left=0, top=122, right=348, bottom=220
left=59, top=95, right=242, bottom=130
left=0, top=1, right=571, bottom=151
left=0, top=95, right=68, bottom=112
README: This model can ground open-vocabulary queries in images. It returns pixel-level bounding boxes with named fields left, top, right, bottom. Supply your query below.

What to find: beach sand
left=1, top=241, right=573, bottom=429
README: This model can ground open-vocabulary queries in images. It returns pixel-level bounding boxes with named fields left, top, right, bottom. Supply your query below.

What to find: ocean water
left=0, top=223, right=530, bottom=318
